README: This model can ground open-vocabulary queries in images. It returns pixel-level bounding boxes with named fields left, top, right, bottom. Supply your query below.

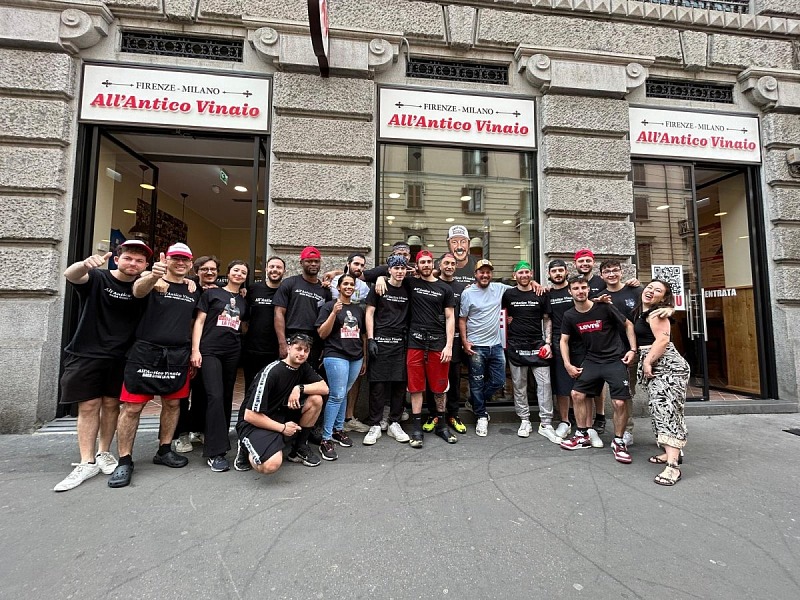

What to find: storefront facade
left=1, top=0, right=799, bottom=431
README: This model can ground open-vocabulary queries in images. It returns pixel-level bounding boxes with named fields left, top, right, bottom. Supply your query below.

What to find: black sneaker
left=592, top=417, right=606, bottom=435
left=207, top=455, right=230, bottom=472
left=152, top=450, right=189, bottom=468
left=332, top=430, right=353, bottom=448
left=434, top=424, right=458, bottom=444
left=308, top=426, right=323, bottom=445
left=409, top=429, right=424, bottom=449
left=287, top=443, right=321, bottom=467
left=319, top=440, right=338, bottom=461
left=234, top=443, right=252, bottom=471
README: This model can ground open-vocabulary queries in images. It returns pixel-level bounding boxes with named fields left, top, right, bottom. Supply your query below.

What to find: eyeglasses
left=602, top=268, right=622, bottom=275
left=198, top=267, right=218, bottom=273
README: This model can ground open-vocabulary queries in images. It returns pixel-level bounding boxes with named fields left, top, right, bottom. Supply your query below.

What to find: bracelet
left=282, top=424, right=286, bottom=433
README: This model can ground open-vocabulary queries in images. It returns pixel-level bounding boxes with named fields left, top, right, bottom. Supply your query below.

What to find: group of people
left=54, top=224, right=690, bottom=492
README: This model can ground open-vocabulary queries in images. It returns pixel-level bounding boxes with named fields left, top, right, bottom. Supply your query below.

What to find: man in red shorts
left=108, top=243, right=201, bottom=487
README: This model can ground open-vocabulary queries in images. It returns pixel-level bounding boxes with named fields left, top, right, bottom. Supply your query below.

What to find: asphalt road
left=1, top=414, right=798, bottom=599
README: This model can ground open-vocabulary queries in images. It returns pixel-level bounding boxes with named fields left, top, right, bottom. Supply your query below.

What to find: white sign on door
left=379, top=88, right=536, bottom=149
left=80, top=64, right=271, bottom=134
left=630, top=107, right=760, bottom=164
left=651, top=264, right=686, bottom=312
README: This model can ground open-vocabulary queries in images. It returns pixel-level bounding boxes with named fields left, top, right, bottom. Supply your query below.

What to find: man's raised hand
left=151, top=252, right=167, bottom=278
left=84, top=252, right=112, bottom=271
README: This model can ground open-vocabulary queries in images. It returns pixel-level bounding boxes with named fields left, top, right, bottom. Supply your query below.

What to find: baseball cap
left=416, top=249, right=434, bottom=262
left=447, top=225, right=469, bottom=240
left=118, top=239, right=153, bottom=258
left=166, top=242, right=192, bottom=259
left=574, top=248, right=594, bottom=260
left=548, top=259, right=567, bottom=270
left=513, top=260, right=532, bottom=272
left=475, top=259, right=494, bottom=271
left=300, top=246, right=321, bottom=260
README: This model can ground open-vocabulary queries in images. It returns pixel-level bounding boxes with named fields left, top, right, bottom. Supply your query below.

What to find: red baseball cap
left=166, top=242, right=192, bottom=259
left=300, top=246, right=321, bottom=260
left=574, top=248, right=594, bottom=260
left=119, top=239, right=153, bottom=258
left=416, top=249, right=434, bottom=262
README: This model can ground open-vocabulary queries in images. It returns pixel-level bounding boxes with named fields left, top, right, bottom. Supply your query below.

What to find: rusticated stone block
left=541, top=135, right=630, bottom=175
left=0, top=345, right=46, bottom=433
left=771, top=226, right=800, bottom=261
left=199, top=0, right=243, bottom=21
left=762, top=113, right=800, bottom=146
left=269, top=207, right=374, bottom=248
left=709, top=34, right=794, bottom=69
left=542, top=175, right=633, bottom=215
left=773, top=265, right=800, bottom=302
left=763, top=148, right=797, bottom=185
left=680, top=30, right=708, bottom=71
left=272, top=116, right=374, bottom=163
left=0, top=49, right=76, bottom=96
left=270, top=162, right=374, bottom=207
left=0, top=98, right=71, bottom=145
left=0, top=196, right=64, bottom=240
left=273, top=73, right=374, bottom=119
left=0, top=247, right=61, bottom=292
left=0, top=146, right=67, bottom=192
left=768, top=187, right=800, bottom=222
left=755, top=0, right=800, bottom=18
left=104, top=0, right=161, bottom=11
left=544, top=216, right=636, bottom=256
left=540, top=95, right=628, bottom=136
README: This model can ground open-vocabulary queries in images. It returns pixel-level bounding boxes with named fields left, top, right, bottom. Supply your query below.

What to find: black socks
left=157, top=444, right=171, bottom=456
left=119, top=455, right=133, bottom=466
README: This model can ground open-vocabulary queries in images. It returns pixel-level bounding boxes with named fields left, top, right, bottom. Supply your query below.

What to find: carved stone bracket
left=59, top=9, right=109, bottom=53
left=250, top=27, right=280, bottom=65
left=367, top=39, right=396, bottom=74
left=739, top=67, right=800, bottom=113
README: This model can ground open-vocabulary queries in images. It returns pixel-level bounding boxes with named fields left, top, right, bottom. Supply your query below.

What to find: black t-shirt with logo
left=136, top=281, right=200, bottom=347
left=64, top=269, right=147, bottom=359
left=405, top=278, right=456, bottom=351
left=502, top=287, right=551, bottom=345
left=597, top=285, right=642, bottom=350
left=547, top=286, right=574, bottom=338
left=198, top=288, right=248, bottom=355
left=365, top=284, right=409, bottom=336
left=588, top=274, right=605, bottom=298
left=273, top=275, right=331, bottom=333
left=244, top=282, right=280, bottom=355
left=237, top=360, right=324, bottom=424
left=315, top=301, right=365, bottom=360
left=561, top=302, right=628, bottom=364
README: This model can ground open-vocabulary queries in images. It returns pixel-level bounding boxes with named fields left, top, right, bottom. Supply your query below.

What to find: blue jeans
left=468, top=345, right=506, bottom=418
left=322, top=357, right=363, bottom=440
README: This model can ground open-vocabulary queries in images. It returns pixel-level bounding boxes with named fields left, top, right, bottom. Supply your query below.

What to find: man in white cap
left=443, top=225, right=478, bottom=285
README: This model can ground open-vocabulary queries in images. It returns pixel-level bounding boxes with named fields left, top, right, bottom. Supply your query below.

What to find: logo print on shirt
left=576, top=319, right=603, bottom=333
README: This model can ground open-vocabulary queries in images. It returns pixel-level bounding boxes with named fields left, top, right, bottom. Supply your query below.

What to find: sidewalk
left=1, top=414, right=799, bottom=599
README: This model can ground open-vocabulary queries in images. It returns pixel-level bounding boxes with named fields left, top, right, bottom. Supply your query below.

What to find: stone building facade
left=1, top=0, right=799, bottom=432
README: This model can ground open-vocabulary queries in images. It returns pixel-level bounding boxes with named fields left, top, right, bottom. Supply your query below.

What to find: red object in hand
left=538, top=346, right=549, bottom=358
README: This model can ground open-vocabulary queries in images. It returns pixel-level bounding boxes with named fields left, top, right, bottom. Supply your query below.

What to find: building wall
left=1, top=0, right=799, bottom=430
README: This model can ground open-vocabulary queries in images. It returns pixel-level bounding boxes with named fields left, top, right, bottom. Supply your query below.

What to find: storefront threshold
left=683, top=398, right=798, bottom=416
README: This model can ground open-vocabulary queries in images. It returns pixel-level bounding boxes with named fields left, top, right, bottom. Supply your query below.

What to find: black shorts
left=571, top=359, right=632, bottom=400
left=551, top=344, right=574, bottom=397
left=59, top=354, right=125, bottom=404
left=237, top=424, right=285, bottom=466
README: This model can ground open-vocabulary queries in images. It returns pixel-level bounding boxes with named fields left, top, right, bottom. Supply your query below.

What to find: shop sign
left=651, top=264, right=686, bottom=311
left=79, top=64, right=271, bottom=133
left=704, top=288, right=737, bottom=298
left=629, top=107, right=760, bottom=164
left=379, top=88, right=536, bottom=149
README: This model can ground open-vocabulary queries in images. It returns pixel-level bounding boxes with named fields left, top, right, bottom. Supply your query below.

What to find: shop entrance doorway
left=632, top=162, right=774, bottom=401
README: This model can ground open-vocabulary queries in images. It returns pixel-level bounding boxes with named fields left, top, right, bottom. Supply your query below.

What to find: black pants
left=201, top=350, right=240, bottom=458
left=174, top=374, right=207, bottom=440
left=425, top=358, right=461, bottom=418
left=242, top=350, right=279, bottom=395
left=367, top=381, right=407, bottom=427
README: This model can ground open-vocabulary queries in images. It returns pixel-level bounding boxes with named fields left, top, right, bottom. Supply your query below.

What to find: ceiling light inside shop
left=502, top=220, right=513, bottom=225
left=105, top=168, right=122, bottom=182
left=257, top=209, right=265, bottom=215
left=382, top=243, right=389, bottom=246
left=386, top=215, right=395, bottom=221
left=427, top=244, right=435, bottom=248
left=123, top=209, right=137, bottom=214
left=445, top=218, right=455, bottom=223
left=100, top=239, right=110, bottom=243
left=460, top=195, right=472, bottom=202
left=513, top=245, right=521, bottom=249
left=140, top=183, right=155, bottom=190
left=656, top=204, right=670, bottom=210
left=697, top=197, right=710, bottom=207
left=699, top=232, right=710, bottom=237
left=388, top=193, right=401, bottom=199
left=739, top=235, right=749, bottom=239
left=714, top=212, right=728, bottom=217
left=234, top=185, right=248, bottom=193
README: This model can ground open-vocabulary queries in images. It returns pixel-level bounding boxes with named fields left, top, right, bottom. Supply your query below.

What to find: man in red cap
left=54, top=240, right=152, bottom=492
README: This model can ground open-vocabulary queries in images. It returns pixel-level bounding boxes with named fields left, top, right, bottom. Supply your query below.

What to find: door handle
left=700, top=290, right=708, bottom=342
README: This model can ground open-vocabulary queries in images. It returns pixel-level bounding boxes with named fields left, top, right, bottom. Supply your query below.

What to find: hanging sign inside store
left=79, top=64, right=271, bottom=134
left=307, top=0, right=330, bottom=77
left=630, top=107, right=760, bottom=164
left=379, top=88, right=536, bottom=149
left=651, top=264, right=686, bottom=311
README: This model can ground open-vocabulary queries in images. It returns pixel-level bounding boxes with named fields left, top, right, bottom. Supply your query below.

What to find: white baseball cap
left=447, top=225, right=469, bottom=240
left=166, top=242, right=193, bottom=259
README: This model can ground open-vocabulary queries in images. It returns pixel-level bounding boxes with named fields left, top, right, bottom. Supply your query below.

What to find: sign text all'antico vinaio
left=379, top=88, right=536, bottom=149
left=79, top=64, right=271, bottom=133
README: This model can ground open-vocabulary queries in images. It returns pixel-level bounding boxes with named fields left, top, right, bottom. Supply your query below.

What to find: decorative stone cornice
left=516, top=46, right=653, bottom=97
left=739, top=67, right=800, bottom=112
left=59, top=8, right=108, bottom=53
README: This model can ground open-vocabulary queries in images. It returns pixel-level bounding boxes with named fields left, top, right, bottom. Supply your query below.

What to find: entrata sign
left=379, top=88, right=536, bottom=149
left=630, top=107, right=760, bottom=164
left=80, top=64, right=271, bottom=133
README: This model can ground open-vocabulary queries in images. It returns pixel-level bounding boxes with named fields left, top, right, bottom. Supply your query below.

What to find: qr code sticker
left=652, top=265, right=683, bottom=297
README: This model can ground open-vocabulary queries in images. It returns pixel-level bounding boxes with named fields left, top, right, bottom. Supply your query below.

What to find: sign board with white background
left=629, top=107, right=760, bottom=164
left=379, top=88, right=536, bottom=150
left=651, top=264, right=686, bottom=312
left=80, top=64, right=271, bottom=134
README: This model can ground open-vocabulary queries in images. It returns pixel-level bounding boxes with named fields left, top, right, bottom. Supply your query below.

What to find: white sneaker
left=387, top=422, right=410, bottom=443
left=587, top=428, right=604, bottom=448
left=623, top=431, right=634, bottom=446
left=95, top=451, right=118, bottom=475
left=538, top=423, right=561, bottom=444
left=476, top=417, right=489, bottom=437
left=189, top=432, right=204, bottom=444
left=400, top=410, right=410, bottom=422
left=172, top=433, right=193, bottom=453
left=343, top=418, right=371, bottom=433
left=517, top=419, right=533, bottom=438
left=363, top=425, right=382, bottom=445
left=54, top=462, right=101, bottom=492
left=555, top=422, right=571, bottom=439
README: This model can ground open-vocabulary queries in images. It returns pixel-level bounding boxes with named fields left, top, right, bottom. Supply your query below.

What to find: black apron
left=368, top=334, right=407, bottom=382
left=124, top=340, right=191, bottom=395
left=505, top=340, right=549, bottom=368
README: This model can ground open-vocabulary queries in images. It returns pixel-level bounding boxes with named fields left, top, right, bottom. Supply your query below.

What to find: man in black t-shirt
left=546, top=259, right=578, bottom=441
left=559, top=276, right=637, bottom=465
left=54, top=240, right=151, bottom=492
left=242, top=256, right=286, bottom=392
left=234, top=333, right=328, bottom=473
left=108, top=243, right=201, bottom=488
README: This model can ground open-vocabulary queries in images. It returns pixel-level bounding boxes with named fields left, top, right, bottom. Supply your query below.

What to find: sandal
left=107, top=463, right=134, bottom=488
left=654, top=463, right=681, bottom=486
left=648, top=452, right=683, bottom=465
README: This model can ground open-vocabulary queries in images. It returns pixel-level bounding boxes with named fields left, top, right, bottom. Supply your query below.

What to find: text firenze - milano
left=88, top=82, right=261, bottom=118
left=387, top=102, right=530, bottom=136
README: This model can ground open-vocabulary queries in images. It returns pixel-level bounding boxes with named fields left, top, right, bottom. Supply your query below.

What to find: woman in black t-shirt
left=315, top=274, right=366, bottom=461
left=634, top=279, right=689, bottom=486
left=191, top=260, right=249, bottom=472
